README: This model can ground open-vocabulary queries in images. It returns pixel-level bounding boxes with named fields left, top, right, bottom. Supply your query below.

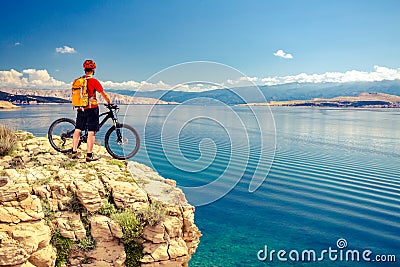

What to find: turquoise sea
left=1, top=104, right=399, bottom=266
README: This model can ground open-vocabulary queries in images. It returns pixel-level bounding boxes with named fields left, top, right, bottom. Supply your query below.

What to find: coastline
left=0, top=101, right=20, bottom=109
left=0, top=131, right=201, bottom=266
left=237, top=92, right=400, bottom=108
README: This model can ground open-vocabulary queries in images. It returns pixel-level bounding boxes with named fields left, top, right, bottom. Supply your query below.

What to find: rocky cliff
left=0, top=132, right=201, bottom=267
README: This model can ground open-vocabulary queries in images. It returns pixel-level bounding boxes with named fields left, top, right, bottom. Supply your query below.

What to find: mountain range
left=0, top=88, right=169, bottom=105
left=111, top=80, right=400, bottom=105
left=1, top=80, right=400, bottom=106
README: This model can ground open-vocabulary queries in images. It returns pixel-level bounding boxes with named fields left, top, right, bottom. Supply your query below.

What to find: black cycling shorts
left=75, top=107, right=99, bottom=132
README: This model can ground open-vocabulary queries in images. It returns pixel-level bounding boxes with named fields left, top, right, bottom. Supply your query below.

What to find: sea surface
left=0, top=104, right=399, bottom=266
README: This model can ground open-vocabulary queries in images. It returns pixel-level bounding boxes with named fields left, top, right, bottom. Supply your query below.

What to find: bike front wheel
left=48, top=118, right=79, bottom=153
left=104, top=124, right=140, bottom=160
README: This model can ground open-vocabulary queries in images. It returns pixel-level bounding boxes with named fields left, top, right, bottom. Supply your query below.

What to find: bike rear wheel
left=105, top=124, right=140, bottom=160
left=48, top=118, right=80, bottom=153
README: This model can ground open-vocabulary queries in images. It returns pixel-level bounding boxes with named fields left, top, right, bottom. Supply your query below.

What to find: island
left=0, top=100, right=20, bottom=109
left=238, top=92, right=400, bottom=108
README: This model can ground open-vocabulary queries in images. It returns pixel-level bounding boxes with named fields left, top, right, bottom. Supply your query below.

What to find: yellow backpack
left=71, top=77, right=89, bottom=108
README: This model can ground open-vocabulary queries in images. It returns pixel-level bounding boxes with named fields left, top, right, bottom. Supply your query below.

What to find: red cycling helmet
left=83, top=59, right=96, bottom=69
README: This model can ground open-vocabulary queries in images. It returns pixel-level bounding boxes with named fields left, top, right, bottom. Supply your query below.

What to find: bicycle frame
left=80, top=106, right=122, bottom=143
left=99, top=109, right=118, bottom=130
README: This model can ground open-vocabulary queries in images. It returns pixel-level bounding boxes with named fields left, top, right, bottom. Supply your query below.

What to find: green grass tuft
left=78, top=235, right=96, bottom=251
left=60, top=159, right=77, bottom=169
left=98, top=200, right=118, bottom=217
left=41, top=200, right=55, bottom=224
left=107, top=159, right=127, bottom=169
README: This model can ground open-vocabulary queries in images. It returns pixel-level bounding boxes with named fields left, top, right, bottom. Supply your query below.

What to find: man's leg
left=86, top=107, right=100, bottom=162
left=86, top=131, right=99, bottom=162
left=72, top=129, right=82, bottom=152
left=87, top=131, right=96, bottom=154
left=69, top=129, right=82, bottom=159
left=72, top=109, right=85, bottom=157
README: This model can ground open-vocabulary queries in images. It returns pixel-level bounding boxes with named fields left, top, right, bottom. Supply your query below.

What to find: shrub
left=112, top=209, right=144, bottom=267
left=124, top=242, right=144, bottom=267
left=0, top=125, right=18, bottom=156
left=98, top=200, right=118, bottom=217
left=78, top=235, right=96, bottom=251
left=111, top=209, right=144, bottom=244
left=137, top=202, right=166, bottom=227
left=51, top=230, right=74, bottom=267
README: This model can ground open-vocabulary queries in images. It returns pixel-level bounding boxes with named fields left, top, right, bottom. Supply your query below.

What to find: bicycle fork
left=113, top=119, right=123, bottom=144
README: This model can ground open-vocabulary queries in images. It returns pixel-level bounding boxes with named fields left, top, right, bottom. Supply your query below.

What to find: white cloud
left=14, top=42, right=21, bottom=46
left=0, top=69, right=24, bottom=88
left=1, top=66, right=400, bottom=91
left=55, top=45, right=77, bottom=54
left=0, top=69, right=68, bottom=89
left=227, top=76, right=259, bottom=87
left=273, top=49, right=293, bottom=59
left=169, top=83, right=221, bottom=92
left=260, top=65, right=400, bottom=86
left=0, top=68, right=208, bottom=91
left=102, top=80, right=171, bottom=91
left=102, top=80, right=220, bottom=92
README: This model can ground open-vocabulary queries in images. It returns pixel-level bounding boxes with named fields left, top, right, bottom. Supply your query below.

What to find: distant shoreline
left=0, top=100, right=20, bottom=109
left=0, top=102, right=180, bottom=108
left=238, top=92, right=400, bottom=108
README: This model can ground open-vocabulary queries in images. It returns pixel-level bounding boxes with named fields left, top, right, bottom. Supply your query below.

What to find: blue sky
left=1, top=0, right=400, bottom=90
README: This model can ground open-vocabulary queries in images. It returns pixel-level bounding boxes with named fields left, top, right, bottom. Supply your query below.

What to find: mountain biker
left=70, top=59, right=112, bottom=162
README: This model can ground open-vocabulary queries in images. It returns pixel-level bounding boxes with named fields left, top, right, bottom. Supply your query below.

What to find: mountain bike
left=48, top=104, right=140, bottom=160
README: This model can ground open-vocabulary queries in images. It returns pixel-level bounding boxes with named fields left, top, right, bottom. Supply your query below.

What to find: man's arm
left=100, top=91, right=112, bottom=104
left=92, top=79, right=112, bottom=104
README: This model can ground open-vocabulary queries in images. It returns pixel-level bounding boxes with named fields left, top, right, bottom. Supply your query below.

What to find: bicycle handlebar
left=104, top=103, right=119, bottom=110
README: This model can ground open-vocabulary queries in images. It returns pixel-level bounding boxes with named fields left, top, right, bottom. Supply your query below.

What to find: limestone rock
left=0, top=233, right=30, bottom=265
left=111, top=180, right=149, bottom=209
left=72, top=179, right=103, bottom=212
left=79, top=241, right=126, bottom=267
left=54, top=212, right=86, bottom=241
left=163, top=216, right=183, bottom=238
left=130, top=161, right=202, bottom=267
left=142, top=224, right=165, bottom=243
left=63, top=214, right=126, bottom=267
left=0, top=220, right=52, bottom=266
left=0, top=132, right=201, bottom=267
left=28, top=245, right=57, bottom=267
left=168, top=238, right=188, bottom=259
left=0, top=183, right=30, bottom=202
left=90, top=215, right=123, bottom=241
left=143, top=243, right=169, bottom=261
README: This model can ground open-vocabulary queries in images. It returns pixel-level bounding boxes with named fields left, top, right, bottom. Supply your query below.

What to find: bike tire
left=104, top=124, right=140, bottom=160
left=48, top=118, right=80, bottom=153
